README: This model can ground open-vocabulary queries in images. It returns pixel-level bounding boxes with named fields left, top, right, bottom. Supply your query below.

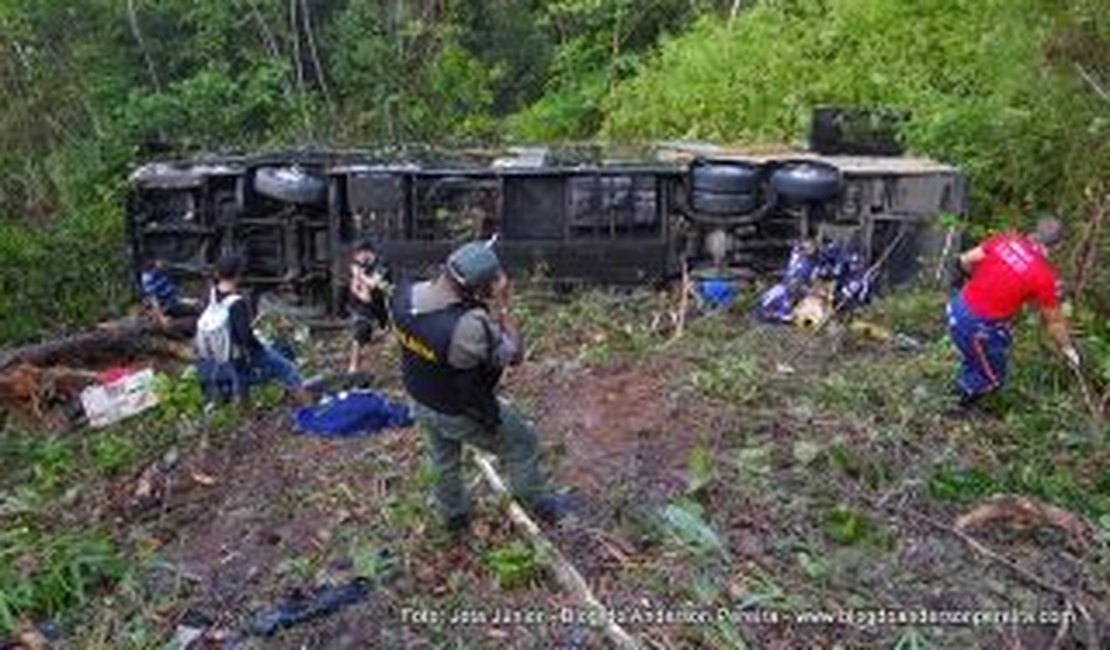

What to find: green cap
left=446, top=241, right=502, bottom=288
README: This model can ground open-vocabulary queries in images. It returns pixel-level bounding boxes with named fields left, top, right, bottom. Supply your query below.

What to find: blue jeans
left=947, top=293, right=1012, bottom=398
left=245, top=346, right=303, bottom=389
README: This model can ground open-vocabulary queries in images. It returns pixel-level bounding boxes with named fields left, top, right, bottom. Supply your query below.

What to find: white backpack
left=195, top=288, right=243, bottom=363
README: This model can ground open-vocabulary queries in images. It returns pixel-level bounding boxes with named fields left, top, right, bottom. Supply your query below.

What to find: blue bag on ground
left=248, top=577, right=373, bottom=637
left=295, top=390, right=413, bottom=438
left=696, top=278, right=738, bottom=311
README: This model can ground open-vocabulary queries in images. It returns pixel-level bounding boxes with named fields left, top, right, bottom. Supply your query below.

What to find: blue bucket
left=696, top=277, right=738, bottom=310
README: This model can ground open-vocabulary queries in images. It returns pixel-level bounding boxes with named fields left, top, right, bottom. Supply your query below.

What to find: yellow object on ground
left=793, top=282, right=835, bottom=330
left=849, top=319, right=894, bottom=342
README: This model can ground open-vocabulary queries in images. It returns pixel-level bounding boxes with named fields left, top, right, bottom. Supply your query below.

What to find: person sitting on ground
left=140, top=258, right=200, bottom=325
left=347, top=239, right=391, bottom=373
left=947, top=216, right=1079, bottom=412
left=195, top=253, right=313, bottom=405
left=390, top=241, right=569, bottom=538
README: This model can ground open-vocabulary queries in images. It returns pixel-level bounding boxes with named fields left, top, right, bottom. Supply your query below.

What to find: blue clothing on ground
left=696, top=278, right=738, bottom=311
left=757, top=283, right=795, bottom=322
left=948, top=292, right=1012, bottom=397
left=756, top=240, right=873, bottom=323
left=295, top=390, right=413, bottom=437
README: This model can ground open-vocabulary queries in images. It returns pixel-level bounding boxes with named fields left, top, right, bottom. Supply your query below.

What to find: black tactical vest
left=391, top=282, right=503, bottom=427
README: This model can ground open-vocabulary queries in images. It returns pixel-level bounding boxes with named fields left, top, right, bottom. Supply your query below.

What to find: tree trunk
left=289, top=0, right=314, bottom=138
left=0, top=317, right=194, bottom=373
left=126, top=0, right=163, bottom=93
left=299, top=0, right=334, bottom=112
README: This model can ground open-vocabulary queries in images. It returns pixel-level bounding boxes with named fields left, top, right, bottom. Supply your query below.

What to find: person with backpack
left=390, top=241, right=570, bottom=539
left=195, top=253, right=312, bottom=404
left=347, top=239, right=391, bottom=373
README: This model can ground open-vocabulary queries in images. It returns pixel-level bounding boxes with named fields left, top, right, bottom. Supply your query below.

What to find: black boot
left=445, top=513, right=471, bottom=539
left=528, top=493, right=578, bottom=526
left=944, top=389, right=984, bottom=419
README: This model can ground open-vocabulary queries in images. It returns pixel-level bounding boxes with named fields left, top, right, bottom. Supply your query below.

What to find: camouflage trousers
left=412, top=398, right=546, bottom=523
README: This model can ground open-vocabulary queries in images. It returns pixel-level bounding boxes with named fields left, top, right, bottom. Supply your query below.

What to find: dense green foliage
left=604, top=0, right=1110, bottom=220
left=0, top=0, right=1106, bottom=340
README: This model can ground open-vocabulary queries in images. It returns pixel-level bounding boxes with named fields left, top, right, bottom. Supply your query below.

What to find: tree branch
left=1075, top=62, right=1110, bottom=104
left=729, top=0, right=745, bottom=26
left=245, top=0, right=294, bottom=101
left=126, top=0, right=162, bottom=94
left=299, top=0, right=334, bottom=113
left=288, top=0, right=313, bottom=139
left=474, top=453, right=643, bottom=650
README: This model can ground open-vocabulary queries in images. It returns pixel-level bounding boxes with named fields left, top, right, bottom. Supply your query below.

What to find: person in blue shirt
left=140, top=258, right=200, bottom=325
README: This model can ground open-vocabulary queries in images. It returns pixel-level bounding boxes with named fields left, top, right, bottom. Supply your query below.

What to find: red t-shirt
left=962, top=233, right=1060, bottom=320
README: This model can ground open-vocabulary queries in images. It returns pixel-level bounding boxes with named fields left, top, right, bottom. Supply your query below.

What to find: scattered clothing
left=756, top=240, right=872, bottom=323
left=294, top=390, right=412, bottom=438
left=247, top=577, right=373, bottom=638
left=695, top=277, right=738, bottom=311
left=821, top=242, right=871, bottom=307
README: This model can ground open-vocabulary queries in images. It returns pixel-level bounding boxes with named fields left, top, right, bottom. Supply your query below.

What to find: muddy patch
left=515, top=362, right=702, bottom=508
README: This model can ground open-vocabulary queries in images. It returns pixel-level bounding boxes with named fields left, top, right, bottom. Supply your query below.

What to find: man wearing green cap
left=391, top=241, right=565, bottom=536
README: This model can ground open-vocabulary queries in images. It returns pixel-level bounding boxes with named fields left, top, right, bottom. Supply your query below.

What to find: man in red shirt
left=948, top=217, right=1080, bottom=410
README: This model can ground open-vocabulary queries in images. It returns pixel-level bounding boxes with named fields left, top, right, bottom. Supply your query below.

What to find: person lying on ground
left=947, top=216, right=1079, bottom=412
left=195, top=253, right=313, bottom=406
left=347, top=239, right=392, bottom=373
left=140, top=258, right=200, bottom=325
left=390, top=241, right=571, bottom=538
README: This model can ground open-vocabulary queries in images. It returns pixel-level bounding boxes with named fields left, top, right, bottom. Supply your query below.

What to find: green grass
left=0, top=528, right=126, bottom=636
left=90, top=433, right=136, bottom=476
left=0, top=286, right=1104, bottom=646
left=0, top=366, right=265, bottom=638
left=482, top=541, right=541, bottom=590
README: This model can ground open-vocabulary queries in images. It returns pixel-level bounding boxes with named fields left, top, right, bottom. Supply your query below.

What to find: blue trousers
left=947, top=293, right=1012, bottom=398
left=245, top=346, right=303, bottom=389
left=199, top=346, right=302, bottom=403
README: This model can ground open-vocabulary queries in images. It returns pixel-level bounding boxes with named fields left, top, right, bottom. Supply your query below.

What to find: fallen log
left=474, top=453, right=642, bottom=650
left=956, top=494, right=1095, bottom=554
left=0, top=316, right=195, bottom=372
left=0, top=363, right=99, bottom=429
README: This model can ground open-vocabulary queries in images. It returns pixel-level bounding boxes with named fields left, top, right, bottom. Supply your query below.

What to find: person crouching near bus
left=947, top=216, right=1080, bottom=413
left=140, top=258, right=201, bottom=326
left=390, top=241, right=570, bottom=537
left=194, top=253, right=313, bottom=405
left=347, top=239, right=392, bottom=373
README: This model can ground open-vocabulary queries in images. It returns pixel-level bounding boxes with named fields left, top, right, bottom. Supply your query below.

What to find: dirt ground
left=3, top=294, right=1107, bottom=649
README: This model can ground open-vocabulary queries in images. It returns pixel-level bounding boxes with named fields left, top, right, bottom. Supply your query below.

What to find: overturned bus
left=126, top=135, right=967, bottom=316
